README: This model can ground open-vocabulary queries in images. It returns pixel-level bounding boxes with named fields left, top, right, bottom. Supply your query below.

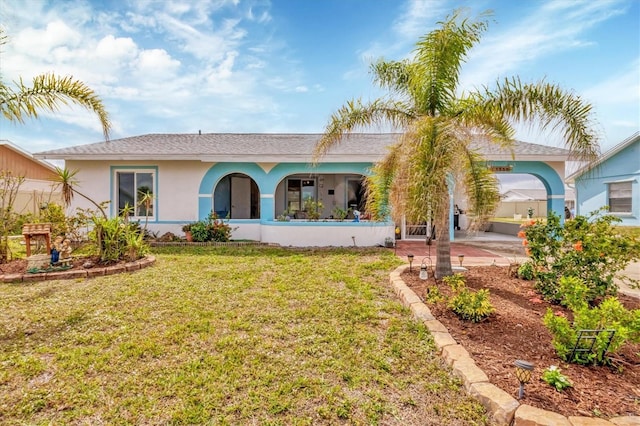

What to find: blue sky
left=1, top=0, right=638, bottom=187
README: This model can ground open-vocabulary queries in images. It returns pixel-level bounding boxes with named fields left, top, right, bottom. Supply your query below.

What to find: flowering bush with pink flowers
left=519, top=208, right=640, bottom=304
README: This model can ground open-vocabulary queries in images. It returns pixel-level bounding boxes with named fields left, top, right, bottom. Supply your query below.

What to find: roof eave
left=35, top=153, right=386, bottom=163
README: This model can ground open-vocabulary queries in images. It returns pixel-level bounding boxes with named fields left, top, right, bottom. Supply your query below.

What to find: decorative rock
left=451, top=357, right=490, bottom=390
left=514, top=404, right=571, bottom=425
left=469, top=382, right=520, bottom=426
left=568, top=417, right=621, bottom=425
left=82, top=261, right=94, bottom=269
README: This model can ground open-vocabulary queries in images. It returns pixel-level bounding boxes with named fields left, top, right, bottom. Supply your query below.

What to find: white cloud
left=460, top=0, right=629, bottom=88
left=94, top=35, right=139, bottom=64
left=135, top=49, right=182, bottom=77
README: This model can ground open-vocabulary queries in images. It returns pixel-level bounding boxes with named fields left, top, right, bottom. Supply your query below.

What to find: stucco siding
left=575, top=139, right=640, bottom=225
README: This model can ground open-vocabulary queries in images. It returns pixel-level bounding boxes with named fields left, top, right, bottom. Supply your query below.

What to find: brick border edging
left=1, top=255, right=156, bottom=283
left=389, top=265, right=639, bottom=426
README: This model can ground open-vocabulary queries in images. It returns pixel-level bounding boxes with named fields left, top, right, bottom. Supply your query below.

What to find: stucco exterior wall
left=574, top=140, right=640, bottom=226
left=66, top=159, right=211, bottom=229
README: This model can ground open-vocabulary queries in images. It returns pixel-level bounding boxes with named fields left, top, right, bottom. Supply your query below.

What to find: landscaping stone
left=104, top=265, right=126, bottom=275
left=451, top=357, right=489, bottom=390
left=87, top=268, right=106, bottom=278
left=125, top=262, right=140, bottom=271
left=423, top=319, right=448, bottom=333
left=441, top=344, right=471, bottom=366
left=398, top=287, right=422, bottom=306
left=390, top=279, right=409, bottom=297
left=568, top=418, right=620, bottom=426
left=513, top=404, right=571, bottom=426
left=609, top=417, right=640, bottom=425
left=22, top=272, right=47, bottom=283
left=430, top=331, right=457, bottom=350
left=409, top=302, right=435, bottom=321
left=2, top=273, right=22, bottom=283
left=468, top=382, right=519, bottom=426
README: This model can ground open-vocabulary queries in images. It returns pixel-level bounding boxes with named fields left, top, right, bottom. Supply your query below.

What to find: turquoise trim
left=198, top=162, right=373, bottom=222
left=263, top=220, right=393, bottom=227
left=198, top=195, right=212, bottom=221
left=109, top=165, right=159, bottom=221
left=489, top=161, right=565, bottom=222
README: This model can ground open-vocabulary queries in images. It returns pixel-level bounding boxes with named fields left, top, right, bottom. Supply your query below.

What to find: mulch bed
left=0, top=256, right=124, bottom=276
left=402, top=266, right=640, bottom=419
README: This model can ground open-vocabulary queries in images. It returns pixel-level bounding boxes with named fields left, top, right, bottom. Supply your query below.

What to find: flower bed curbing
left=389, top=264, right=640, bottom=426
left=1, top=255, right=156, bottom=283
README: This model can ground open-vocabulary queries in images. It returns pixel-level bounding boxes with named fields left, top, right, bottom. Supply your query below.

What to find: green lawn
left=0, top=246, right=489, bottom=425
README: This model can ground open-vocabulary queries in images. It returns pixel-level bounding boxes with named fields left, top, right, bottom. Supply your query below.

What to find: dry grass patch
left=1, top=246, right=490, bottom=425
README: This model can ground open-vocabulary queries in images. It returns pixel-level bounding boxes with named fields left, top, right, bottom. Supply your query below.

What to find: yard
left=0, top=246, right=490, bottom=425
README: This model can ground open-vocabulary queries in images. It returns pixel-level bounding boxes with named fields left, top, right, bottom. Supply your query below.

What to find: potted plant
left=181, top=223, right=194, bottom=242
left=384, top=237, right=395, bottom=248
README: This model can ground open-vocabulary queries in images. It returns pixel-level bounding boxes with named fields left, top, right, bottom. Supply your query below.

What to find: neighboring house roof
left=501, top=188, right=575, bottom=202
left=566, top=131, right=640, bottom=183
left=0, top=139, right=57, bottom=178
left=33, top=133, right=572, bottom=163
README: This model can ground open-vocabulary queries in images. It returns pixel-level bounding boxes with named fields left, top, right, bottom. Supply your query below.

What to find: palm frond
left=484, top=77, right=600, bottom=161
left=370, top=59, right=412, bottom=99
left=312, top=98, right=414, bottom=161
left=412, top=9, right=490, bottom=116
left=0, top=73, right=111, bottom=140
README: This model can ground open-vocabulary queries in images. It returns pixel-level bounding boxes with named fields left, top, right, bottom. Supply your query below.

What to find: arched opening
left=274, top=173, right=368, bottom=220
left=214, top=173, right=260, bottom=219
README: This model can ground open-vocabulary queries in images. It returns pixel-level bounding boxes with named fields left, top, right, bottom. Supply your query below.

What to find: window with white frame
left=115, top=170, right=155, bottom=217
left=608, top=181, right=632, bottom=213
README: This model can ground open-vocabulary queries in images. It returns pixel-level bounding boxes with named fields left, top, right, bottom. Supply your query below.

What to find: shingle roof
left=566, top=131, right=640, bottom=182
left=33, top=133, right=571, bottom=162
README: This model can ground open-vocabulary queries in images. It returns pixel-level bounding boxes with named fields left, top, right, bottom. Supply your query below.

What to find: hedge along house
left=34, top=133, right=572, bottom=246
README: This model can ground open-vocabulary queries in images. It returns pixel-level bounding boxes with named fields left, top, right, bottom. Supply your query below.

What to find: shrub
left=188, top=212, right=233, bottom=242
left=520, top=208, right=640, bottom=304
left=332, top=206, right=349, bottom=221
left=541, top=366, right=572, bottom=392
left=190, top=221, right=210, bottom=242
left=517, top=261, right=535, bottom=280
left=303, top=197, right=323, bottom=221
left=424, top=286, right=444, bottom=304
left=206, top=211, right=233, bottom=242
left=448, top=288, right=494, bottom=323
left=543, top=277, right=640, bottom=364
left=91, top=215, right=149, bottom=263
left=442, top=273, right=466, bottom=292
left=440, top=273, right=495, bottom=322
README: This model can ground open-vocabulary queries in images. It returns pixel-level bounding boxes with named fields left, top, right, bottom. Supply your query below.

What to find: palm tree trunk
left=434, top=206, right=453, bottom=279
left=74, top=189, right=108, bottom=219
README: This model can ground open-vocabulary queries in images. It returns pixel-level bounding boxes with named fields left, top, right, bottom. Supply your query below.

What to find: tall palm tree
left=313, top=10, right=599, bottom=278
left=0, top=29, right=111, bottom=140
